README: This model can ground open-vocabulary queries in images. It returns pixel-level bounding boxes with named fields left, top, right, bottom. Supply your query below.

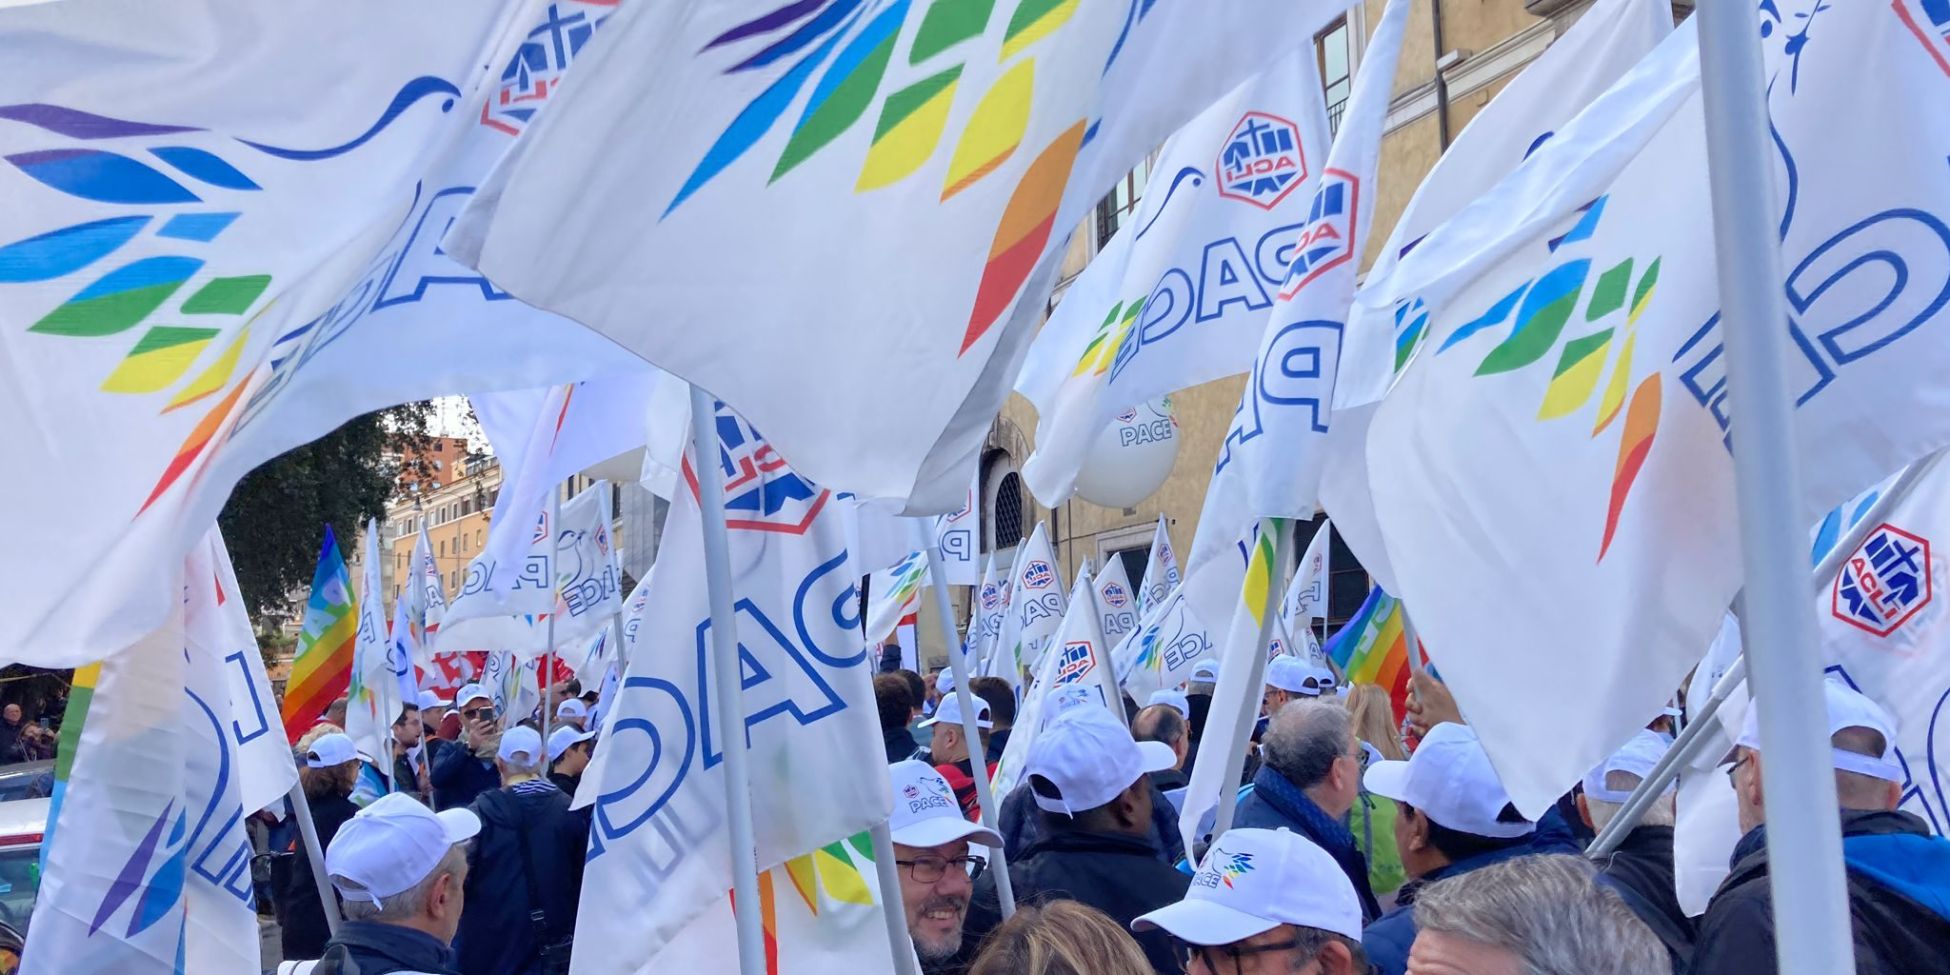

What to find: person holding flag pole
left=916, top=521, right=1018, bottom=921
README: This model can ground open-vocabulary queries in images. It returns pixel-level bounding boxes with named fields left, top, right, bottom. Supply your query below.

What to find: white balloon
left=1074, top=398, right=1179, bottom=508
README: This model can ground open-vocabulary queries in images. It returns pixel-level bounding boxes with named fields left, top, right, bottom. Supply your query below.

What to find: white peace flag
left=1285, top=520, right=1333, bottom=629
left=1093, top=555, right=1140, bottom=648
left=1359, top=0, right=1950, bottom=813
left=863, top=549, right=929, bottom=650
left=988, top=522, right=1066, bottom=687
left=440, top=483, right=622, bottom=655
left=447, top=0, right=1361, bottom=512
left=1319, top=0, right=1675, bottom=592
left=934, top=468, right=982, bottom=585
left=1138, top=515, right=1181, bottom=617
left=1112, top=580, right=1219, bottom=705
left=409, top=524, right=448, bottom=665
left=995, top=567, right=1120, bottom=797
left=0, top=0, right=632, bottom=666
left=347, top=518, right=403, bottom=771
left=570, top=401, right=886, bottom=974
left=973, top=555, right=1006, bottom=676
left=1019, top=49, right=1333, bottom=505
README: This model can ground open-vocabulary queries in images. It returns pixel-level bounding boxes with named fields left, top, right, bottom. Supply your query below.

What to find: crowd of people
left=257, top=653, right=1950, bottom=975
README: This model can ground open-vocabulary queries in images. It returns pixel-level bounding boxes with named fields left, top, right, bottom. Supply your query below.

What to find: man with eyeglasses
left=887, top=759, right=1003, bottom=972
left=1230, top=700, right=1381, bottom=923
left=1133, top=827, right=1368, bottom=975
left=430, top=684, right=502, bottom=812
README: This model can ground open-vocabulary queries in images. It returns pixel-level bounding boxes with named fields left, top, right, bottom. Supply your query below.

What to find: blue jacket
left=1691, top=809, right=1950, bottom=975
left=454, top=781, right=589, bottom=975
left=430, top=740, right=499, bottom=812
left=1362, top=838, right=1543, bottom=975
left=1233, top=765, right=1382, bottom=922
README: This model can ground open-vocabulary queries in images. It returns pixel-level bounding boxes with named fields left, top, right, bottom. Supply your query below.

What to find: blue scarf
left=1251, top=765, right=1380, bottom=918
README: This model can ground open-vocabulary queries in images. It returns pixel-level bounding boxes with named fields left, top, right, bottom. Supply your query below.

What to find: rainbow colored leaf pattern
left=1072, top=297, right=1143, bottom=377
left=963, top=120, right=1085, bottom=353
left=100, top=326, right=221, bottom=394
left=1001, top=0, right=1079, bottom=62
left=32, top=256, right=203, bottom=337
left=911, top=0, right=996, bottom=63
left=7, top=148, right=200, bottom=204
left=1431, top=194, right=1668, bottom=561
left=941, top=59, right=1033, bottom=201
left=773, top=0, right=909, bottom=181
left=857, top=67, right=962, bottom=191
left=753, top=831, right=877, bottom=973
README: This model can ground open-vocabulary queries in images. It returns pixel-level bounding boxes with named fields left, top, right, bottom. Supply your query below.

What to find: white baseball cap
left=920, top=693, right=992, bottom=730
left=888, top=760, right=1003, bottom=848
left=325, top=793, right=480, bottom=908
left=1190, top=659, right=1220, bottom=683
left=305, top=732, right=358, bottom=769
left=454, top=683, right=492, bottom=709
left=1026, top=705, right=1175, bottom=815
left=1738, top=678, right=1903, bottom=782
left=1146, top=689, right=1191, bottom=720
left=935, top=670, right=955, bottom=694
left=1264, top=657, right=1331, bottom=697
left=1582, top=730, right=1674, bottom=803
left=497, top=725, right=545, bottom=765
left=557, top=698, right=589, bottom=720
left=416, top=690, right=450, bottom=710
left=1134, top=827, right=1363, bottom=943
left=1364, top=723, right=1534, bottom=839
left=547, top=725, right=597, bottom=763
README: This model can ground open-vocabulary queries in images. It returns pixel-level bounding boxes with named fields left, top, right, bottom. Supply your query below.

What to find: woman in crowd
left=275, top=729, right=362, bottom=961
left=967, top=900, right=1153, bottom=975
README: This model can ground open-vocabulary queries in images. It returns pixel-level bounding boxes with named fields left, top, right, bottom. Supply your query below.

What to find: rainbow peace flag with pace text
left=284, top=525, right=355, bottom=742
left=1326, top=585, right=1414, bottom=718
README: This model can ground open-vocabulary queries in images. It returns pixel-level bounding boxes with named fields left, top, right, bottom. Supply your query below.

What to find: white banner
left=934, top=468, right=982, bottom=585
left=571, top=401, right=887, bottom=974
left=1093, top=555, right=1140, bottom=647
left=988, top=522, right=1065, bottom=687
left=347, top=519, right=403, bottom=769
left=995, top=567, right=1119, bottom=797
left=0, top=0, right=632, bottom=666
left=441, top=483, right=622, bottom=655
left=1361, top=0, right=1950, bottom=813
left=1020, top=49, right=1332, bottom=505
left=1138, top=514, right=1180, bottom=617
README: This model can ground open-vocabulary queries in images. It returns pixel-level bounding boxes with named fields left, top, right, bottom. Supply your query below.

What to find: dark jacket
left=305, top=919, right=461, bottom=975
left=1691, top=809, right=1950, bottom=975
left=276, top=792, right=360, bottom=960
left=392, top=752, right=421, bottom=803
left=455, top=781, right=590, bottom=975
left=548, top=770, right=581, bottom=798
left=430, top=740, right=499, bottom=812
left=1362, top=838, right=1543, bottom=975
left=884, top=724, right=920, bottom=764
left=996, top=779, right=1187, bottom=867
left=1591, top=824, right=1693, bottom=969
left=965, top=829, right=1192, bottom=975
left=983, top=727, right=1012, bottom=764
left=1233, top=765, right=1382, bottom=922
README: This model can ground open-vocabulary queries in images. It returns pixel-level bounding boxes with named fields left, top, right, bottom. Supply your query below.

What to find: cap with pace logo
left=1133, top=827, right=1363, bottom=943
left=888, top=760, right=1002, bottom=848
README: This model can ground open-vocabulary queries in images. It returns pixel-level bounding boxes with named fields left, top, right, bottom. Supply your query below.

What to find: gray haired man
left=1409, top=854, right=1670, bottom=975
left=1231, top=700, right=1380, bottom=921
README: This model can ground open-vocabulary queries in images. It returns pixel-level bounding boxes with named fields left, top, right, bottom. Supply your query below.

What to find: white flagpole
left=688, top=385, right=767, bottom=975
left=868, top=820, right=922, bottom=975
left=541, top=485, right=562, bottom=748
left=1696, top=0, right=1853, bottom=969
left=1318, top=523, right=1332, bottom=644
left=917, top=523, right=1016, bottom=919
left=1211, top=519, right=1292, bottom=841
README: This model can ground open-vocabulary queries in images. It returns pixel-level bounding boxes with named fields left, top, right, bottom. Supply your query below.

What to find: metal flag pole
left=688, top=385, right=768, bottom=975
left=868, top=820, right=922, bottom=975
left=287, top=777, right=342, bottom=936
left=1696, top=0, right=1854, bottom=969
left=919, top=523, right=1017, bottom=919
left=1586, top=455, right=1935, bottom=855
left=1212, top=519, right=1292, bottom=840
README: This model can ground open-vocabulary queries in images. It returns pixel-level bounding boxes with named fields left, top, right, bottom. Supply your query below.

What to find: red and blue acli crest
left=1279, top=168, right=1361, bottom=300
left=683, top=402, right=829, bottom=535
left=483, top=1, right=618, bottom=136
left=1832, top=523, right=1932, bottom=637
left=1101, top=581, right=1130, bottom=609
left=981, top=584, right=1003, bottom=611
left=1898, top=0, right=1950, bottom=77
left=1054, top=640, right=1094, bottom=684
left=1217, top=112, right=1308, bottom=210
left=1022, top=559, right=1055, bottom=591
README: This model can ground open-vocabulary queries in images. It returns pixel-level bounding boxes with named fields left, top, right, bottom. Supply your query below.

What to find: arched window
left=983, top=450, right=1027, bottom=556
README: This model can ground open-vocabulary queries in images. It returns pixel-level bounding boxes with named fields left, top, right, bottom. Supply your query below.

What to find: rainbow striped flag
left=284, top=525, right=356, bottom=742
left=1326, top=585, right=1415, bottom=718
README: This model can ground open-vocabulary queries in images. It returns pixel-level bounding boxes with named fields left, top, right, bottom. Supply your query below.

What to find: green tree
left=218, top=403, right=434, bottom=618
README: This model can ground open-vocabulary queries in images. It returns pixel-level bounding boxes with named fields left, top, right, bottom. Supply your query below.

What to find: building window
left=1111, top=546, right=1150, bottom=593
left=1318, top=17, right=1352, bottom=135
left=1094, top=157, right=1150, bottom=249
left=992, top=472, right=1025, bottom=552
left=439, top=540, right=446, bottom=557
left=477, top=529, right=484, bottom=546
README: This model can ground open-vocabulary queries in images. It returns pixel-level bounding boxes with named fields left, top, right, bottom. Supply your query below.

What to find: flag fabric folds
left=1018, top=49, right=1333, bottom=505
left=1138, top=515, right=1181, bottom=617
left=996, top=567, right=1120, bottom=797
left=570, top=400, right=887, bottom=974
left=0, top=0, right=633, bottom=667
left=24, top=527, right=294, bottom=975
left=346, top=519, right=403, bottom=776
left=440, top=483, right=622, bottom=655
left=863, top=549, right=930, bottom=650
left=1324, top=585, right=1414, bottom=718
left=1092, top=555, right=1140, bottom=648
left=284, top=525, right=355, bottom=742
left=933, top=469, right=982, bottom=585
left=973, top=556, right=1007, bottom=676
left=988, top=522, right=1066, bottom=687
left=1357, top=0, right=1950, bottom=814
left=447, top=0, right=1360, bottom=512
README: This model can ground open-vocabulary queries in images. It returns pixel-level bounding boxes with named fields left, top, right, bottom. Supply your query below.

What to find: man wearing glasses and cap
left=886, top=760, right=1003, bottom=972
left=429, top=684, right=501, bottom=812
left=1692, top=679, right=1950, bottom=975
left=1132, top=826, right=1368, bottom=975
left=276, top=792, right=479, bottom=975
